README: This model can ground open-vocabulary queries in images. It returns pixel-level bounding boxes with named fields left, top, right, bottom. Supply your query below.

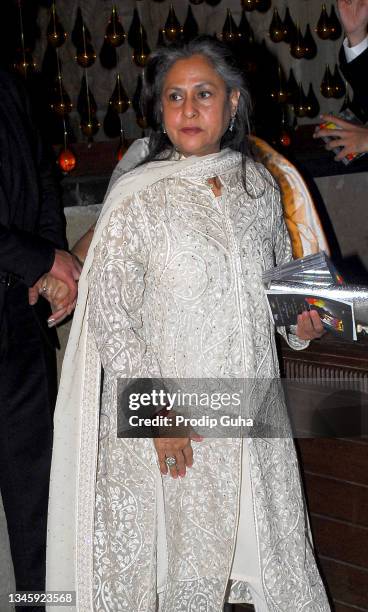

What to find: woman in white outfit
left=46, top=36, right=330, bottom=612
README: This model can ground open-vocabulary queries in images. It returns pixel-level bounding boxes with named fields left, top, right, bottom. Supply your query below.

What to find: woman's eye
left=198, top=91, right=211, bottom=99
left=169, top=92, right=182, bottom=101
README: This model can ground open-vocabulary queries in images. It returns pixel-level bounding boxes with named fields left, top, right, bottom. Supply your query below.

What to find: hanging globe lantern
left=80, top=114, right=100, bottom=138
left=58, top=148, right=76, bottom=173
left=269, top=9, right=285, bottom=43
left=105, top=5, right=125, bottom=47
left=133, top=25, right=150, bottom=67
left=50, top=77, right=73, bottom=116
left=47, top=4, right=67, bottom=47
left=316, top=4, right=331, bottom=40
left=109, top=74, right=130, bottom=114
left=222, top=9, right=239, bottom=44
left=242, top=0, right=257, bottom=10
left=164, top=4, right=182, bottom=42
left=76, top=41, right=96, bottom=68
left=13, top=48, right=36, bottom=79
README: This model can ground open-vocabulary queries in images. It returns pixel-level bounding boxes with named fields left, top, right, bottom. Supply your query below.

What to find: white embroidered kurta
left=85, top=150, right=330, bottom=611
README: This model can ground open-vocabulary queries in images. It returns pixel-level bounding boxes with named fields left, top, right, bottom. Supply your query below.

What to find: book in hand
left=263, top=253, right=368, bottom=342
left=266, top=290, right=356, bottom=341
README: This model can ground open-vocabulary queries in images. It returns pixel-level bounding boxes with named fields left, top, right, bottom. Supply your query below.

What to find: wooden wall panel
left=319, top=557, right=368, bottom=609
left=304, top=473, right=368, bottom=527
left=280, top=336, right=368, bottom=611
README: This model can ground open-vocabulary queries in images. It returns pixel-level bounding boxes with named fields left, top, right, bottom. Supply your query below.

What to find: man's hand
left=314, top=113, right=368, bottom=160
left=49, top=250, right=82, bottom=304
left=296, top=310, right=326, bottom=341
left=338, top=0, right=368, bottom=46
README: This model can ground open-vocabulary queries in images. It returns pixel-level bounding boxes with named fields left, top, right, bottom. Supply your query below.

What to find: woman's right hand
left=154, top=429, right=203, bottom=479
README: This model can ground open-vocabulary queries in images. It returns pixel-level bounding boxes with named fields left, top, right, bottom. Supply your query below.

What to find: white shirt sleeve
left=343, top=35, right=368, bottom=62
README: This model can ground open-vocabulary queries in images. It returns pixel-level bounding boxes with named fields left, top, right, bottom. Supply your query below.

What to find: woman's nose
left=182, top=96, right=198, bottom=118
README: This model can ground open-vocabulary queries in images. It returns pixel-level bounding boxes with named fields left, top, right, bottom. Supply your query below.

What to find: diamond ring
left=164, top=456, right=177, bottom=468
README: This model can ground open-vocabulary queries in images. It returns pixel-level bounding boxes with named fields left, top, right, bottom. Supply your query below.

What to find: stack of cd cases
left=263, top=252, right=368, bottom=341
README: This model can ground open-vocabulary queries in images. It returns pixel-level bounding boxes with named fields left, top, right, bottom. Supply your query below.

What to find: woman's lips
left=180, top=127, right=203, bottom=134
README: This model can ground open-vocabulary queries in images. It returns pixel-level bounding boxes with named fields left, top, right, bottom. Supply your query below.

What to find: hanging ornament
left=13, top=48, right=36, bottom=79
left=316, top=4, right=331, bottom=40
left=271, top=64, right=288, bottom=104
left=99, top=38, right=118, bottom=69
left=293, top=83, right=308, bottom=118
left=157, top=29, right=166, bottom=48
left=109, top=74, right=130, bottom=114
left=76, top=43, right=96, bottom=68
left=329, top=5, right=342, bottom=40
left=303, top=24, right=317, bottom=60
left=47, top=3, right=67, bottom=47
left=238, top=10, right=254, bottom=46
left=282, top=8, right=297, bottom=44
left=340, top=87, right=352, bottom=112
left=105, top=5, right=125, bottom=47
left=255, top=0, right=271, bottom=13
left=116, top=131, right=130, bottom=161
left=133, top=72, right=148, bottom=129
left=290, top=25, right=306, bottom=59
left=128, top=9, right=147, bottom=49
left=71, top=7, right=91, bottom=48
left=14, top=2, right=36, bottom=79
left=183, top=6, right=199, bottom=43
left=42, top=44, right=59, bottom=81
left=103, top=106, right=121, bottom=138
left=50, top=77, right=73, bottom=116
left=58, top=117, right=76, bottom=173
left=287, top=68, right=299, bottom=105
left=132, top=73, right=148, bottom=129
left=305, top=84, right=320, bottom=118
left=320, top=65, right=335, bottom=98
left=164, top=4, right=182, bottom=42
left=332, top=64, right=346, bottom=98
left=76, top=24, right=96, bottom=68
left=77, top=74, right=98, bottom=116
left=278, top=107, right=293, bottom=148
left=269, top=8, right=285, bottom=43
left=222, top=9, right=239, bottom=43
left=58, top=148, right=76, bottom=173
left=241, top=0, right=257, bottom=10
left=80, top=114, right=100, bottom=138
left=133, top=25, right=151, bottom=67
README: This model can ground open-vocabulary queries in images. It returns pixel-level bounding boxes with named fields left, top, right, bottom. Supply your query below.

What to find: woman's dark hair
left=140, top=35, right=255, bottom=187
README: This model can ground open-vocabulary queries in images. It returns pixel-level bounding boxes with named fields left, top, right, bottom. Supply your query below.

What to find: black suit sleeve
left=25, top=92, right=68, bottom=251
left=339, top=45, right=368, bottom=122
left=0, top=218, right=55, bottom=287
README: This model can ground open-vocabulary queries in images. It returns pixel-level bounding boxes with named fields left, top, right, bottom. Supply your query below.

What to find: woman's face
left=161, top=54, right=240, bottom=157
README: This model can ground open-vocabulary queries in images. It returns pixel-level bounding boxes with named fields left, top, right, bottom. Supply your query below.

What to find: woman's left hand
left=296, top=310, right=326, bottom=340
